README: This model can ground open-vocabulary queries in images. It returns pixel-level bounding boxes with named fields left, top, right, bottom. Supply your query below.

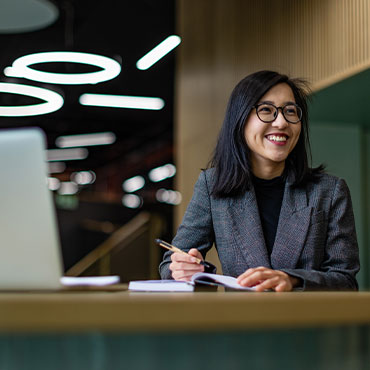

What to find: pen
left=155, top=239, right=213, bottom=270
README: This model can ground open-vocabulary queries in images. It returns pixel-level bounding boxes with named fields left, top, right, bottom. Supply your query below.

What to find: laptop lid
left=0, top=127, right=63, bottom=289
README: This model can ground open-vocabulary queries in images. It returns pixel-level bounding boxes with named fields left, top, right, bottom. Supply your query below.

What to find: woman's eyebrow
left=258, top=100, right=296, bottom=105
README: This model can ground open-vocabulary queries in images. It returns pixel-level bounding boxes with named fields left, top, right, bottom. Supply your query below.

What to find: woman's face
left=244, top=83, right=301, bottom=178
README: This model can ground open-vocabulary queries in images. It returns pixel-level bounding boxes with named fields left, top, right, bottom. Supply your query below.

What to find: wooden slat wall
left=175, top=0, right=370, bottom=224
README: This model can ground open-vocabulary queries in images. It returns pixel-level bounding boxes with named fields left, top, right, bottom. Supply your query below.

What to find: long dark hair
left=208, top=70, right=324, bottom=197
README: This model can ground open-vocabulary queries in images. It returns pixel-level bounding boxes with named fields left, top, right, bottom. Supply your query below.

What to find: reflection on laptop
left=0, top=127, right=119, bottom=290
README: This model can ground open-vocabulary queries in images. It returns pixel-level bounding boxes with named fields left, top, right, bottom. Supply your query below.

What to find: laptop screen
left=0, top=128, right=63, bottom=289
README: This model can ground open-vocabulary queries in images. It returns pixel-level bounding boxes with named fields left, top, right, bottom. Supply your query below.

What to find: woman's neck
left=252, top=161, right=285, bottom=180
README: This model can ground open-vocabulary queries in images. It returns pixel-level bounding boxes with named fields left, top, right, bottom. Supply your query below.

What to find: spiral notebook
left=128, top=272, right=256, bottom=292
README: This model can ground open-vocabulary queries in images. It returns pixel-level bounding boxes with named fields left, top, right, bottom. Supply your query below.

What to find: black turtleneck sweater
left=251, top=174, right=286, bottom=255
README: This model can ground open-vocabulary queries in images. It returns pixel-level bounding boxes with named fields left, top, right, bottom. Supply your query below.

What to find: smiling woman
left=159, top=70, right=360, bottom=292
left=244, top=83, right=302, bottom=179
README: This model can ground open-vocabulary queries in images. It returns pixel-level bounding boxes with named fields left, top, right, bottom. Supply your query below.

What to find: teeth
left=267, top=135, right=287, bottom=142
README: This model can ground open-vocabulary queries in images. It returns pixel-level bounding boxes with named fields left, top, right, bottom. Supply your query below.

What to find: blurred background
left=0, top=0, right=177, bottom=280
left=0, top=0, right=369, bottom=289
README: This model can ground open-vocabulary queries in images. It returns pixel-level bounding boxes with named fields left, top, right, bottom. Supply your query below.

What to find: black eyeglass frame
left=253, top=102, right=303, bottom=124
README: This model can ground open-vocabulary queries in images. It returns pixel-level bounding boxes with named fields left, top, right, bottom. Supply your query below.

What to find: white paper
left=192, top=272, right=256, bottom=291
left=128, top=279, right=194, bottom=292
left=128, top=273, right=256, bottom=292
left=60, top=275, right=120, bottom=287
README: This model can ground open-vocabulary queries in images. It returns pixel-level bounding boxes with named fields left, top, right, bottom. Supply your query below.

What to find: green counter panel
left=0, top=327, right=369, bottom=370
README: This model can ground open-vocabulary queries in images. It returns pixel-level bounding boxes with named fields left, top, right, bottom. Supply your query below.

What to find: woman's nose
left=271, top=111, right=289, bottom=129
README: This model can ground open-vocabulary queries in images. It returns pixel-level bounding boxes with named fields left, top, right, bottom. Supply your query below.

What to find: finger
left=238, top=270, right=274, bottom=287
left=237, top=269, right=257, bottom=283
left=169, top=261, right=204, bottom=272
left=171, top=252, right=199, bottom=264
left=188, top=248, right=203, bottom=260
left=237, top=267, right=270, bottom=283
left=254, top=276, right=280, bottom=292
left=275, top=280, right=291, bottom=292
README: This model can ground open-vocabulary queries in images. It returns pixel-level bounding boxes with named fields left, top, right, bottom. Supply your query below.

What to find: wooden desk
left=0, top=290, right=369, bottom=370
left=0, top=290, right=370, bottom=332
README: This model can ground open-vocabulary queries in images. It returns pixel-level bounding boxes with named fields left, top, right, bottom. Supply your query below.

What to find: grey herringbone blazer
left=159, top=169, right=360, bottom=290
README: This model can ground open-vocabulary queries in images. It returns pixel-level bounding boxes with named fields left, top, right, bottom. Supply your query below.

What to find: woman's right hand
left=169, top=248, right=204, bottom=281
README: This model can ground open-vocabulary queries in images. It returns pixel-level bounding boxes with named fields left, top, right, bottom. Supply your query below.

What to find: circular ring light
left=0, top=82, right=64, bottom=116
left=4, top=51, right=122, bottom=85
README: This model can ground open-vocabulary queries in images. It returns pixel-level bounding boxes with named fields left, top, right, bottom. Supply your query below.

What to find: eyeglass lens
left=256, top=103, right=302, bottom=123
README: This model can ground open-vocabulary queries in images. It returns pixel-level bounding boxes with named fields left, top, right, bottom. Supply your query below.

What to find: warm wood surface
left=0, top=290, right=369, bottom=333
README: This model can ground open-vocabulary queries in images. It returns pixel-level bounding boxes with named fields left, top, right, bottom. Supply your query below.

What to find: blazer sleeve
left=281, top=178, right=360, bottom=291
left=159, top=171, right=215, bottom=279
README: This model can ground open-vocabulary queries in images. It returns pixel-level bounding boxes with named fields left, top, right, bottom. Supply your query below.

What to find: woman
left=159, top=70, right=360, bottom=291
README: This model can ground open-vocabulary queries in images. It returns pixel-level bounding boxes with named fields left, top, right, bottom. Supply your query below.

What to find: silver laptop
left=0, top=127, right=118, bottom=289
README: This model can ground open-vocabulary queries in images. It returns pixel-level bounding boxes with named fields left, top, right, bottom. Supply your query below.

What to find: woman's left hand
left=236, top=266, right=299, bottom=292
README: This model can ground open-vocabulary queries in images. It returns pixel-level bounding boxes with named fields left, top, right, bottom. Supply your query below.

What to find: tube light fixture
left=79, top=94, right=165, bottom=110
left=56, top=131, right=116, bottom=148
left=156, top=189, right=182, bottom=205
left=122, top=194, right=142, bottom=209
left=0, top=82, right=63, bottom=117
left=71, top=171, right=96, bottom=185
left=48, top=177, right=60, bottom=191
left=46, top=148, right=88, bottom=162
left=48, top=162, right=66, bottom=174
left=58, top=181, right=78, bottom=195
left=4, top=51, right=121, bottom=85
left=122, top=176, right=145, bottom=193
left=136, top=35, right=181, bottom=70
left=148, top=164, right=176, bottom=182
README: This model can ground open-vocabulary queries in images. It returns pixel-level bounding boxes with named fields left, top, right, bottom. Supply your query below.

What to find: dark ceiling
left=0, top=0, right=176, bottom=194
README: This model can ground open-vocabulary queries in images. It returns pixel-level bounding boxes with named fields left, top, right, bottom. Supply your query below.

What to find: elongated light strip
left=71, top=171, right=96, bottom=185
left=0, top=82, right=63, bottom=116
left=136, top=35, right=181, bottom=70
left=46, top=148, right=88, bottom=162
left=56, top=131, right=116, bottom=148
left=4, top=51, right=121, bottom=85
left=79, top=94, right=165, bottom=110
left=48, top=162, right=66, bottom=174
left=156, top=189, right=182, bottom=205
left=122, top=176, right=145, bottom=193
left=149, top=164, right=176, bottom=182
left=122, top=194, right=142, bottom=209
left=58, top=182, right=78, bottom=195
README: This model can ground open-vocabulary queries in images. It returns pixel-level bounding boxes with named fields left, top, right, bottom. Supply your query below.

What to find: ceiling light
left=48, top=162, right=66, bottom=174
left=122, top=194, right=142, bottom=209
left=149, top=164, right=176, bottom=182
left=136, top=35, right=181, bottom=70
left=46, top=148, right=88, bottom=162
left=79, top=94, right=165, bottom=110
left=71, top=171, right=96, bottom=185
left=0, top=0, right=59, bottom=34
left=122, top=176, right=145, bottom=193
left=0, top=82, right=63, bottom=117
left=156, top=189, right=182, bottom=205
left=58, top=182, right=78, bottom=195
left=48, top=177, right=60, bottom=191
left=4, top=51, right=121, bottom=85
left=56, top=132, right=116, bottom=148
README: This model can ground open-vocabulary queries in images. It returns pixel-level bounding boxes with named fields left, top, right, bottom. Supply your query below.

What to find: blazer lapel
left=271, top=179, right=312, bottom=270
left=227, top=189, right=271, bottom=269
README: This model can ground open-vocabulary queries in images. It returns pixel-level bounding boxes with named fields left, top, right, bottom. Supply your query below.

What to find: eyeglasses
left=253, top=102, right=302, bottom=124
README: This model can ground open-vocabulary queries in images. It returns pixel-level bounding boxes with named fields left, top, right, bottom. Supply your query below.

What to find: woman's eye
left=285, top=107, right=297, bottom=115
left=259, top=106, right=273, bottom=114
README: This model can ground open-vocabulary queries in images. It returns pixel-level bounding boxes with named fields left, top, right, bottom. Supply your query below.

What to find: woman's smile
left=265, top=132, right=289, bottom=145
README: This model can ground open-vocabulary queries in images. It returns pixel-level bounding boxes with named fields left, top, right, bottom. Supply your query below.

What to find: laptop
left=0, top=127, right=119, bottom=290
